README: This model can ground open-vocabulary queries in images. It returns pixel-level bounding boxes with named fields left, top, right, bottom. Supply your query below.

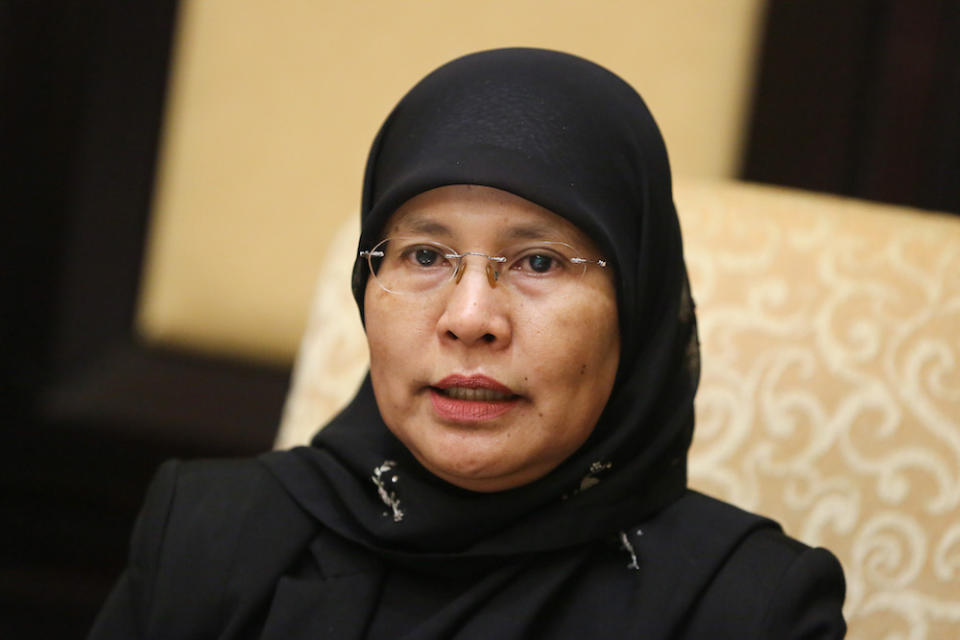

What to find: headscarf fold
left=265, top=47, right=698, bottom=566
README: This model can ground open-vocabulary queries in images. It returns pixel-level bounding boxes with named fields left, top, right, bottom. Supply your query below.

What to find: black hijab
left=265, top=47, right=698, bottom=566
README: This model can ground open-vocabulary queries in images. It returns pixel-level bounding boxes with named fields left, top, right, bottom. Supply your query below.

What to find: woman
left=91, top=48, right=845, bottom=638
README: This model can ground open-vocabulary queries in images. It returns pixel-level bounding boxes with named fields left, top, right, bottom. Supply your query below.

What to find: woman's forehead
left=383, top=185, right=601, bottom=252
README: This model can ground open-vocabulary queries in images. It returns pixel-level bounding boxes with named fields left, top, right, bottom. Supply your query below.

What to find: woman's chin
left=410, top=438, right=552, bottom=492
left=414, top=445, right=512, bottom=491
left=426, top=465, right=539, bottom=493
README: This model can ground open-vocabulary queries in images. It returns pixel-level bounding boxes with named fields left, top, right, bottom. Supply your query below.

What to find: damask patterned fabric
left=277, top=179, right=960, bottom=639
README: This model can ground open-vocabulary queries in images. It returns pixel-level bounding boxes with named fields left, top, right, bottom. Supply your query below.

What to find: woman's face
left=364, top=185, right=620, bottom=492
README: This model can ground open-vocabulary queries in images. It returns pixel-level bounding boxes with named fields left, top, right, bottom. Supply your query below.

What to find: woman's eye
left=514, top=252, right=561, bottom=274
left=526, top=254, right=554, bottom=273
left=407, top=247, right=442, bottom=267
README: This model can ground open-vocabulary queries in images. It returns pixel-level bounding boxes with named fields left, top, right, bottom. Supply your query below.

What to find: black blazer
left=89, top=457, right=846, bottom=639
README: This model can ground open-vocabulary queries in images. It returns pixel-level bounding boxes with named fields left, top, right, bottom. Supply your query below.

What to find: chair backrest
left=135, top=1, right=767, bottom=365
left=278, top=179, right=960, bottom=638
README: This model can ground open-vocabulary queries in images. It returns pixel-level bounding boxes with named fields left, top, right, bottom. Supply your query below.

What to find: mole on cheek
left=580, top=363, right=587, bottom=375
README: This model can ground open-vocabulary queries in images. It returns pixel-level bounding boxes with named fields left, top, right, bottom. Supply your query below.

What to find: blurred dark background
left=1, top=2, right=289, bottom=636
left=2, top=0, right=958, bottom=636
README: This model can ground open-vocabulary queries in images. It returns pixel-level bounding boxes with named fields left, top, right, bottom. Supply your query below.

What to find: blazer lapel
left=260, top=529, right=384, bottom=640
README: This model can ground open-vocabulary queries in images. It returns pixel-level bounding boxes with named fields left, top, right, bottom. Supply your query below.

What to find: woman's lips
left=430, top=375, right=520, bottom=422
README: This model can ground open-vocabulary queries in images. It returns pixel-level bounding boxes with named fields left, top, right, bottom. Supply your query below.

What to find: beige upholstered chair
left=278, top=179, right=960, bottom=639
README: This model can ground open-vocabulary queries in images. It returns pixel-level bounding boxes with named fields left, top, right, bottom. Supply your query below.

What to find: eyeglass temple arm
left=570, top=257, right=608, bottom=267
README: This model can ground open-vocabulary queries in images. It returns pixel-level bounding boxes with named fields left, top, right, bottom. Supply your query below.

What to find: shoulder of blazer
left=141, top=456, right=319, bottom=637
left=659, top=491, right=846, bottom=639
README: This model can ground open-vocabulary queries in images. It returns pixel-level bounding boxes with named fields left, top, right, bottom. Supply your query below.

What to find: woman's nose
left=436, top=260, right=511, bottom=348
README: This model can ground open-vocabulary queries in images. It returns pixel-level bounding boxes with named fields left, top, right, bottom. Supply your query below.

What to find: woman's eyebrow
left=394, top=216, right=451, bottom=236
left=395, top=217, right=566, bottom=242
left=505, top=224, right=563, bottom=240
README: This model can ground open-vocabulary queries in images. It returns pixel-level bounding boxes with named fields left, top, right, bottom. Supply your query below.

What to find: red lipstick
left=430, top=375, right=519, bottom=422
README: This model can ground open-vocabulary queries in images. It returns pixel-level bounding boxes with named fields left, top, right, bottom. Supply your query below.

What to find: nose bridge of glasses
left=452, top=251, right=506, bottom=288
